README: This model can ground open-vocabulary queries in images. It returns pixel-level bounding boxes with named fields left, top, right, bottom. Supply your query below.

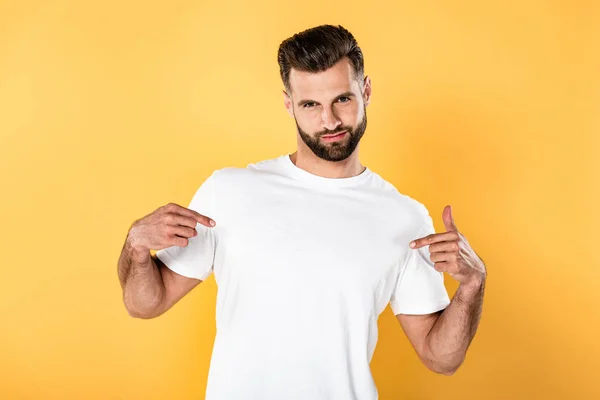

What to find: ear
left=362, top=76, right=372, bottom=107
left=283, top=90, right=294, bottom=117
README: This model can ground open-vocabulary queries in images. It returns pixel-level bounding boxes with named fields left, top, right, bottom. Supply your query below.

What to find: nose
left=321, top=106, right=342, bottom=132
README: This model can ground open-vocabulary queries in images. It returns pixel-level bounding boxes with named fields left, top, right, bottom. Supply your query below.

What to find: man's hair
left=277, top=24, right=364, bottom=94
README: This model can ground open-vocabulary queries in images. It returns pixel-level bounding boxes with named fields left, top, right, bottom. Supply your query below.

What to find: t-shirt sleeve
left=389, top=206, right=451, bottom=315
left=155, top=170, right=219, bottom=281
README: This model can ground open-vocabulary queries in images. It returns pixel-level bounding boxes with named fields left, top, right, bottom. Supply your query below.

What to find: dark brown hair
left=277, top=24, right=364, bottom=94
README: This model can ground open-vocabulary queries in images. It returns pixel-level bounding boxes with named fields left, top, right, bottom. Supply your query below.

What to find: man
left=118, top=24, right=487, bottom=400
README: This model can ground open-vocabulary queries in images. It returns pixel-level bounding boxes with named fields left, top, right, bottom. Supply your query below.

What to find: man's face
left=283, top=57, right=372, bottom=162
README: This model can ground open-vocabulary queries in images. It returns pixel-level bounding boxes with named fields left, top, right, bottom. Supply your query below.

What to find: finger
left=170, top=225, right=197, bottom=239
left=442, top=205, right=459, bottom=232
left=164, top=213, right=199, bottom=229
left=434, top=261, right=461, bottom=275
left=409, top=231, right=459, bottom=249
left=170, top=236, right=189, bottom=248
left=182, top=208, right=216, bottom=227
left=430, top=252, right=458, bottom=264
left=162, top=228, right=192, bottom=248
left=429, top=240, right=460, bottom=254
left=433, top=261, right=449, bottom=273
left=166, top=203, right=216, bottom=227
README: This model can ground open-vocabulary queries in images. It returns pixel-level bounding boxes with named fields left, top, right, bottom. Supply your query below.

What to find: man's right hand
left=126, top=203, right=216, bottom=263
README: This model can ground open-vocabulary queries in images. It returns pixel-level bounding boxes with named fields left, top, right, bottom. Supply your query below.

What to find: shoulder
left=371, top=172, right=429, bottom=211
left=210, top=155, right=284, bottom=186
left=369, top=171, right=432, bottom=225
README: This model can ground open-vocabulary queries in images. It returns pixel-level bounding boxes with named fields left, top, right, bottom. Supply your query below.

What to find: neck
left=289, top=148, right=366, bottom=179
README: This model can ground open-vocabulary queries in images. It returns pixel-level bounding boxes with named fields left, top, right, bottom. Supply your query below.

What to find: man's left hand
left=409, top=205, right=486, bottom=288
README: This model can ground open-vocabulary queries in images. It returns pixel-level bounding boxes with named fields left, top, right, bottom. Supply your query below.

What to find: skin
left=402, top=206, right=486, bottom=375
left=119, top=54, right=487, bottom=376
left=283, top=57, right=371, bottom=178
left=118, top=203, right=214, bottom=319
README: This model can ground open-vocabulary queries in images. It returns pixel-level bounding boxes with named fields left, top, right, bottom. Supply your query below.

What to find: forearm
left=118, top=239, right=165, bottom=318
left=425, top=279, right=485, bottom=374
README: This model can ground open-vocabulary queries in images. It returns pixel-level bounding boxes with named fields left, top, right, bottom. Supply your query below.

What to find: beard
left=295, top=106, right=367, bottom=162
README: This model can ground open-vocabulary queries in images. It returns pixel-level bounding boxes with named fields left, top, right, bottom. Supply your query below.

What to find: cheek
left=338, top=104, right=361, bottom=125
left=294, top=113, right=318, bottom=134
left=300, top=110, right=322, bottom=126
left=338, top=98, right=359, bottom=110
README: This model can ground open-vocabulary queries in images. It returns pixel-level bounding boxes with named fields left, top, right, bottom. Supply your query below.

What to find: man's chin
left=318, top=147, right=353, bottom=162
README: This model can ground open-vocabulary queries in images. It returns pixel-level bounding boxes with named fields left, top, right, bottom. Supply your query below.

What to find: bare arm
left=118, top=240, right=201, bottom=319
left=397, top=280, right=485, bottom=375
left=117, top=203, right=215, bottom=319
left=423, top=280, right=485, bottom=373
left=399, top=206, right=487, bottom=375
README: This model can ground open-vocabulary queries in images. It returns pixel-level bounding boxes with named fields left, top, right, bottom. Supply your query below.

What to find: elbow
left=427, top=363, right=459, bottom=376
left=125, top=305, right=159, bottom=319
left=431, top=359, right=464, bottom=376
left=422, top=352, right=464, bottom=376
left=122, top=290, right=163, bottom=319
left=438, top=366, right=459, bottom=376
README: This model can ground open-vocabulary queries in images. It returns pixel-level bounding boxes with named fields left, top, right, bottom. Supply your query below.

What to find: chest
left=216, top=185, right=409, bottom=298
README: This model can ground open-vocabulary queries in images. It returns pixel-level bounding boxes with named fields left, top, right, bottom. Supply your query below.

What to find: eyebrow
left=296, top=91, right=356, bottom=107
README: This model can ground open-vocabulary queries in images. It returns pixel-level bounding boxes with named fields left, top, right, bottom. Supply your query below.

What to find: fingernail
left=410, top=241, right=416, bottom=248
left=210, top=220, right=216, bottom=226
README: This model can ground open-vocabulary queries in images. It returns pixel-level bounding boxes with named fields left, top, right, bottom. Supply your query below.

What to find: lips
left=322, top=131, right=347, bottom=138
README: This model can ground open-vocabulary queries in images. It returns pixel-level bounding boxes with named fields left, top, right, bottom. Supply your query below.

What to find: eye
left=338, top=96, right=350, bottom=103
left=303, top=102, right=316, bottom=108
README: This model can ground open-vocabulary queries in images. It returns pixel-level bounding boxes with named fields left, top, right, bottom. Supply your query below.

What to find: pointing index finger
left=184, top=208, right=216, bottom=227
left=409, top=232, right=455, bottom=249
left=196, top=212, right=216, bottom=227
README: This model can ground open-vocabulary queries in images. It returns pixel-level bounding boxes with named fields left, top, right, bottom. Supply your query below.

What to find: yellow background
left=1, top=0, right=598, bottom=398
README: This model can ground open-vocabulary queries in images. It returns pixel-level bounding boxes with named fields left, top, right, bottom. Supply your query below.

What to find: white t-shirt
left=156, top=154, right=451, bottom=400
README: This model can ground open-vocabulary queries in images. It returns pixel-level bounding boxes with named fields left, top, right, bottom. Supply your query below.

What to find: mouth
left=321, top=131, right=347, bottom=142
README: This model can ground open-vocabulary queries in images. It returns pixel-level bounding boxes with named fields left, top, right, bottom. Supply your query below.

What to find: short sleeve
left=390, top=207, right=451, bottom=315
left=155, top=170, right=219, bottom=281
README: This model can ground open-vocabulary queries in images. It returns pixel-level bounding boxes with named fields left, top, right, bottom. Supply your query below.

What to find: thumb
left=443, top=205, right=458, bottom=232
